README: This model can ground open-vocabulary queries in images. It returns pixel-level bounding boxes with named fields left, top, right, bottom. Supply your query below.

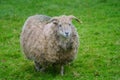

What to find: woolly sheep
left=20, top=15, right=81, bottom=75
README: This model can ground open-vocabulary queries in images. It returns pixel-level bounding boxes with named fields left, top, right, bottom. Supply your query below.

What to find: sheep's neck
left=57, top=35, right=72, bottom=51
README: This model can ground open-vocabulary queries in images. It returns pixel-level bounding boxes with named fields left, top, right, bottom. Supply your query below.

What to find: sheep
left=20, top=15, right=81, bottom=76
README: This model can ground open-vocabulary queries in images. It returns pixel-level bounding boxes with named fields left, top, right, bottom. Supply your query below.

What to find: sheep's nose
left=65, top=32, right=69, bottom=36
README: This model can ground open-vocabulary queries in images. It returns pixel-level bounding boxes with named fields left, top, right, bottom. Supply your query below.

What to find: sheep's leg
left=40, top=67, right=46, bottom=72
left=34, top=61, right=42, bottom=71
left=60, top=65, right=64, bottom=76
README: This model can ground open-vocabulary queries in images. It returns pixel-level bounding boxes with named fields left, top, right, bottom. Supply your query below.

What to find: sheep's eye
left=69, top=23, right=71, bottom=26
left=59, top=24, right=62, bottom=27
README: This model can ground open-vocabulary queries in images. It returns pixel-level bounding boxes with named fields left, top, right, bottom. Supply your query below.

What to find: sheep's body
left=20, top=15, right=79, bottom=75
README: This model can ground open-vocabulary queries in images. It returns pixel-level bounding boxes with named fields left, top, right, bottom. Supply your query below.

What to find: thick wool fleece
left=20, top=15, right=79, bottom=67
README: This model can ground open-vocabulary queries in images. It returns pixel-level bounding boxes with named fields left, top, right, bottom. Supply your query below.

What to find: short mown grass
left=0, top=0, right=120, bottom=80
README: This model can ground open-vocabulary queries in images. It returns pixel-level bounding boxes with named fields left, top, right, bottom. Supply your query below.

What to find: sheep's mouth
left=63, top=33, right=70, bottom=38
left=62, top=35, right=69, bottom=39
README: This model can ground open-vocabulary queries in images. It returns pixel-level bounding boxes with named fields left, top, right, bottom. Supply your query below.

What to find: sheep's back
left=20, top=15, right=51, bottom=60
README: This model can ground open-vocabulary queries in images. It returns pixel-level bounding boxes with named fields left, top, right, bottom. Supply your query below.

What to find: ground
left=0, top=0, right=120, bottom=80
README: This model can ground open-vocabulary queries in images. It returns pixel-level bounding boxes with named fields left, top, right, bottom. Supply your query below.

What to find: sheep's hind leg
left=60, top=65, right=64, bottom=76
left=34, top=61, right=45, bottom=72
left=34, top=61, right=42, bottom=72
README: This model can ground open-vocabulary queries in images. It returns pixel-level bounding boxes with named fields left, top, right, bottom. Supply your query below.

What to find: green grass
left=0, top=0, right=120, bottom=80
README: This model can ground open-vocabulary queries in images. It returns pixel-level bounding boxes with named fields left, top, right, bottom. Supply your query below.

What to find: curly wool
left=20, top=15, right=79, bottom=66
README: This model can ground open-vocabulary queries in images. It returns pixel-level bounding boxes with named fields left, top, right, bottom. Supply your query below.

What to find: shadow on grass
left=22, top=63, right=59, bottom=76
left=17, top=61, right=69, bottom=78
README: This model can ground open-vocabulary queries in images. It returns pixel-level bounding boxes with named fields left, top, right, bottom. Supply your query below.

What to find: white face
left=57, top=23, right=72, bottom=38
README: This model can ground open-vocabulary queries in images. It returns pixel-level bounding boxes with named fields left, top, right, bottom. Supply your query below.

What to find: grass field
left=0, top=0, right=120, bottom=80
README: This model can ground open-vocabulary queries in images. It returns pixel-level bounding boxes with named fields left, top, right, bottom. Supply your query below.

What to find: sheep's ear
left=69, top=15, right=82, bottom=24
left=48, top=17, right=59, bottom=24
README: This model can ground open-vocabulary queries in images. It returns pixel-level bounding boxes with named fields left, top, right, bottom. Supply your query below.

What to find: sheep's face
left=50, top=20, right=73, bottom=38
left=57, top=22, right=72, bottom=38
left=48, top=15, right=82, bottom=38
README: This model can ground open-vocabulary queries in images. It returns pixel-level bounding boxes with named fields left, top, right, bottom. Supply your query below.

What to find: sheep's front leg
left=34, top=61, right=46, bottom=72
left=34, top=61, right=41, bottom=71
left=60, top=65, right=64, bottom=76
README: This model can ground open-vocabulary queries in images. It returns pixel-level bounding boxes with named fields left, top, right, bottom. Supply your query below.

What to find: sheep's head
left=48, top=15, right=82, bottom=38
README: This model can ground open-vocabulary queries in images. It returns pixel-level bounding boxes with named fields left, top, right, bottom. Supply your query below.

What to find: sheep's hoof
left=40, top=67, right=46, bottom=72
left=34, top=65, right=41, bottom=72
left=60, top=65, right=64, bottom=76
left=35, top=66, right=41, bottom=72
left=34, top=61, right=43, bottom=72
left=35, top=66, right=45, bottom=72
